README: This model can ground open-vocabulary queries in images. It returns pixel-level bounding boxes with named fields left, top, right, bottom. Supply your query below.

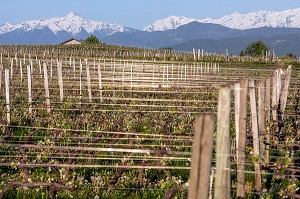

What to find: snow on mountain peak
left=144, top=7, right=300, bottom=31
left=0, top=12, right=129, bottom=36
left=143, top=15, right=198, bottom=31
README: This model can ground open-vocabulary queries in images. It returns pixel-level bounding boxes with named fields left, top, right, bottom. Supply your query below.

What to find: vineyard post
left=86, top=63, right=92, bottom=102
left=279, top=66, right=292, bottom=118
left=0, top=64, right=3, bottom=95
left=163, top=65, right=165, bottom=87
left=43, top=63, right=51, bottom=114
left=200, top=62, right=203, bottom=76
left=122, top=61, right=125, bottom=87
left=234, top=83, right=240, bottom=154
left=5, top=69, right=10, bottom=124
left=249, top=79, right=262, bottom=193
left=27, top=65, right=32, bottom=115
left=209, top=167, right=215, bottom=199
left=113, top=59, right=116, bottom=99
left=73, top=58, right=76, bottom=79
left=193, top=48, right=196, bottom=62
left=98, top=64, right=103, bottom=103
left=57, top=61, right=64, bottom=101
left=10, top=59, right=13, bottom=79
left=152, top=64, right=155, bottom=85
left=188, top=114, right=214, bottom=199
left=265, top=78, right=271, bottom=163
left=0, top=52, right=2, bottom=64
left=130, top=62, right=133, bottom=90
left=237, top=79, right=248, bottom=198
left=258, top=80, right=266, bottom=156
left=79, top=63, right=82, bottom=103
left=184, top=64, right=187, bottom=81
left=20, top=59, right=23, bottom=82
left=50, top=58, right=53, bottom=78
left=39, top=60, right=42, bottom=77
left=214, top=87, right=231, bottom=199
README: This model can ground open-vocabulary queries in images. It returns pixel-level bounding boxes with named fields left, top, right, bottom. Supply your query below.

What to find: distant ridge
left=144, top=7, right=300, bottom=31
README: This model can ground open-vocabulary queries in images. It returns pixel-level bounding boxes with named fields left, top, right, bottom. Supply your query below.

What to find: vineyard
left=0, top=45, right=299, bottom=199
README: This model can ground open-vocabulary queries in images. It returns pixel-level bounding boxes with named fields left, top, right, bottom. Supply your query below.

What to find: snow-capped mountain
left=144, top=7, right=300, bottom=31
left=0, top=12, right=134, bottom=38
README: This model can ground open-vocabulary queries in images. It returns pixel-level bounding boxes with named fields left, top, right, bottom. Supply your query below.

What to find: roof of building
left=60, top=38, right=81, bottom=45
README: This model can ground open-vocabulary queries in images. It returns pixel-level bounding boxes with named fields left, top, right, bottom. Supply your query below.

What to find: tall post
left=214, top=87, right=231, bottom=199
left=189, top=114, right=214, bottom=199
left=20, top=59, right=23, bottom=82
left=0, top=64, right=3, bottom=95
left=249, top=79, right=262, bottom=193
left=234, top=83, right=240, bottom=153
left=57, top=61, right=64, bottom=101
left=258, top=80, right=266, bottom=156
left=5, top=69, right=10, bottom=124
left=79, top=63, right=82, bottom=103
left=265, top=78, right=271, bottom=164
left=237, top=79, right=248, bottom=198
left=279, top=66, right=292, bottom=118
left=86, top=64, right=92, bottom=102
left=27, top=65, right=32, bottom=115
left=98, top=64, right=103, bottom=103
left=43, top=63, right=51, bottom=114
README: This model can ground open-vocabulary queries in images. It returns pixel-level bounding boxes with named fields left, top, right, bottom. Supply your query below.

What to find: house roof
left=60, top=38, right=81, bottom=45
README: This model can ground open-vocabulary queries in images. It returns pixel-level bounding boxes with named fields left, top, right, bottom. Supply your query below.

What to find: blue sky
left=1, top=0, right=300, bottom=29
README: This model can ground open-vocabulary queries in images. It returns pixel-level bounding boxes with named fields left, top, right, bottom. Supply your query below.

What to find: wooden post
left=249, top=79, right=262, bottom=193
left=130, top=63, right=133, bottom=90
left=43, top=63, right=51, bottom=114
left=265, top=78, right=271, bottom=164
left=279, top=66, right=292, bottom=117
left=79, top=63, right=82, bottom=103
left=57, top=61, right=64, bottom=101
left=20, top=59, right=23, bottom=82
left=234, top=83, right=240, bottom=153
left=0, top=64, right=3, bottom=95
left=258, top=80, right=266, bottom=156
left=50, top=58, right=53, bottom=78
left=98, top=64, right=103, bottom=103
left=209, top=167, right=215, bottom=199
left=86, top=64, right=92, bottom=102
left=237, top=79, right=248, bottom=199
left=188, top=114, right=214, bottom=199
left=10, top=59, right=13, bottom=79
left=73, top=58, right=76, bottom=79
left=39, top=60, right=42, bottom=77
left=5, top=69, right=10, bottom=123
left=27, top=65, right=32, bottom=115
left=214, top=87, right=231, bottom=199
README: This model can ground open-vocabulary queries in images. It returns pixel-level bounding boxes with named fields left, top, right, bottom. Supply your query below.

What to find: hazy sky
left=1, top=0, right=300, bottom=29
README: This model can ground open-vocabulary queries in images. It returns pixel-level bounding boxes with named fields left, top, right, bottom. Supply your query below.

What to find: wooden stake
left=249, top=79, right=262, bottom=193
left=258, top=80, right=266, bottom=156
left=279, top=66, right=292, bottom=117
left=265, top=78, right=271, bottom=164
left=86, top=64, right=92, bottom=102
left=0, top=64, right=3, bottom=95
left=214, top=87, right=231, bottom=199
left=43, top=63, right=51, bottom=114
left=189, top=114, right=214, bottom=199
left=18, top=60, right=22, bottom=82
left=234, top=83, right=240, bottom=153
left=98, top=64, right=103, bottom=103
left=57, top=62, right=64, bottom=101
left=79, top=63, right=82, bottom=103
left=27, top=65, right=32, bottom=115
left=5, top=69, right=10, bottom=123
left=237, top=79, right=248, bottom=199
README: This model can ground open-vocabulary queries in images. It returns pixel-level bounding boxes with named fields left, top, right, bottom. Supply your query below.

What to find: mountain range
left=1, top=8, right=300, bottom=56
